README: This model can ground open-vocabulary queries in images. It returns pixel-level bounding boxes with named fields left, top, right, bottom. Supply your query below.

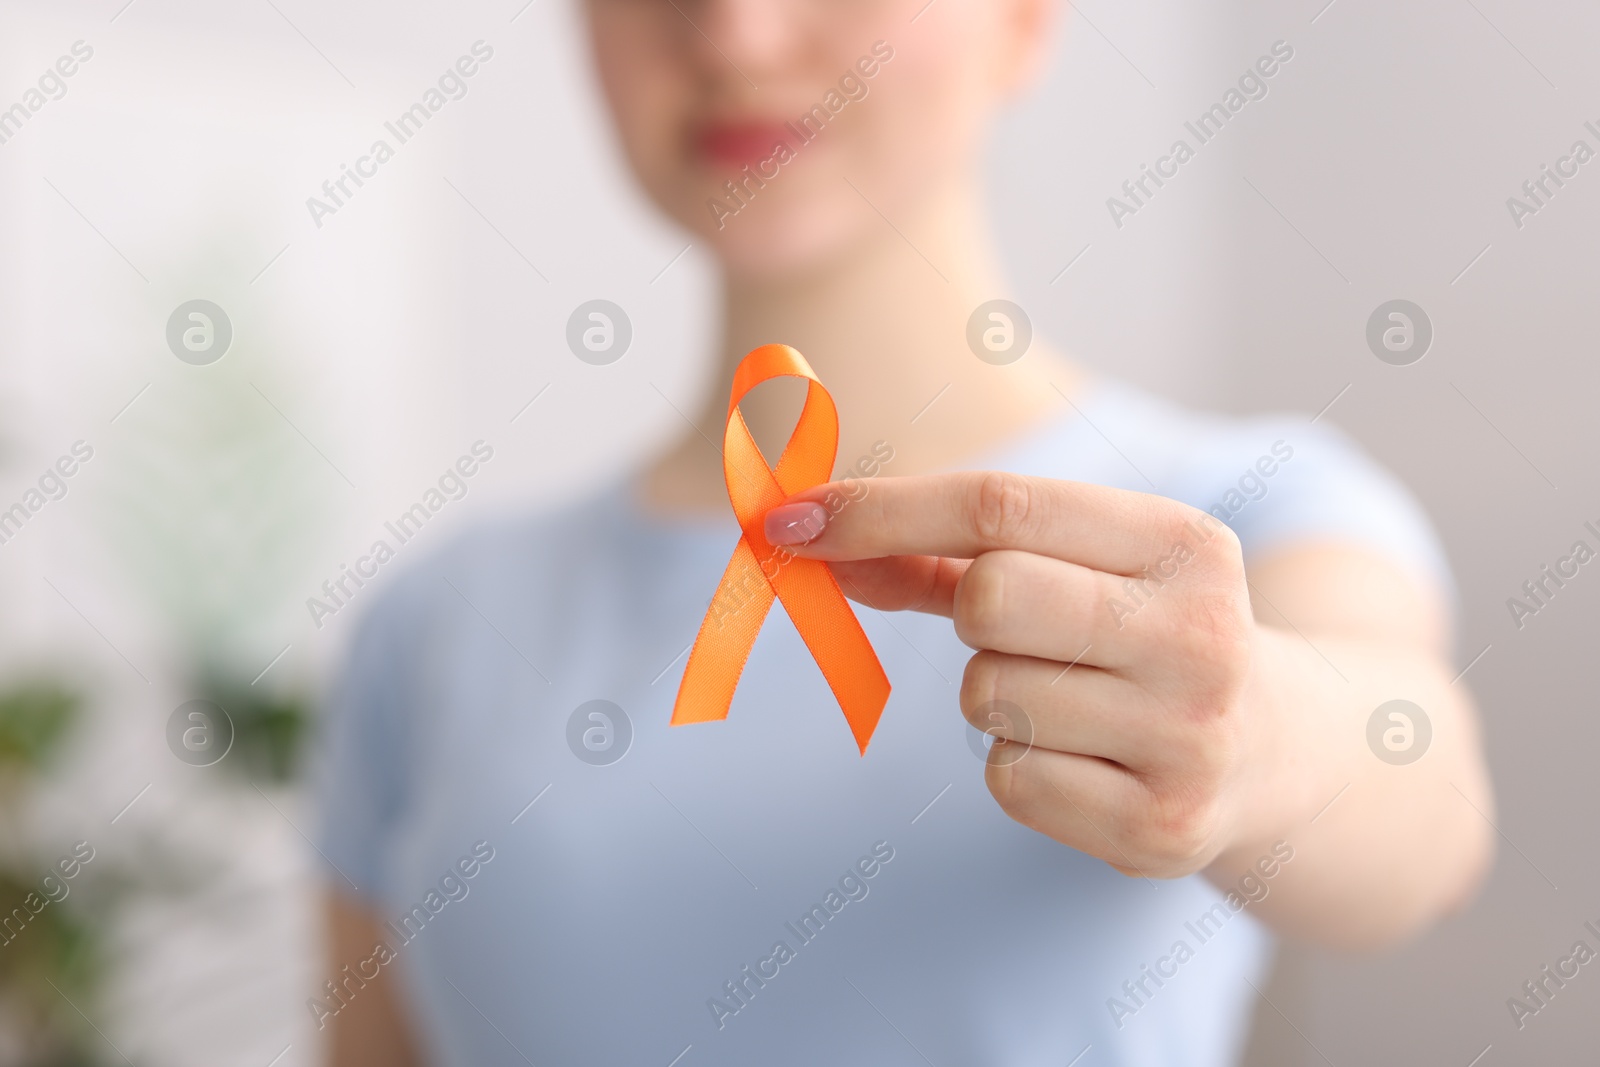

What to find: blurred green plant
left=2, top=238, right=339, bottom=1063
left=195, top=671, right=311, bottom=785
left=0, top=680, right=103, bottom=1067
left=0, top=682, right=76, bottom=777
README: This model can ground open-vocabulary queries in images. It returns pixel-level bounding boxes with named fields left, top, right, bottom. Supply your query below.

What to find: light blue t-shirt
left=315, top=378, right=1451, bottom=1067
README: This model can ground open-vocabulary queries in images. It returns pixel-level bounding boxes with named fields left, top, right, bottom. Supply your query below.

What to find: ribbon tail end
left=669, top=686, right=733, bottom=728
left=844, top=681, right=891, bottom=757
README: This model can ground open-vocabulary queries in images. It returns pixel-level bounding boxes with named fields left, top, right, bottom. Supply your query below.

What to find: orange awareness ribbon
left=670, top=344, right=891, bottom=754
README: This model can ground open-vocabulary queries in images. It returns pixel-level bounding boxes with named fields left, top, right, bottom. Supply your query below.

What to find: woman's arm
left=324, top=887, right=425, bottom=1067
left=1207, top=544, right=1493, bottom=948
left=764, top=471, right=1495, bottom=950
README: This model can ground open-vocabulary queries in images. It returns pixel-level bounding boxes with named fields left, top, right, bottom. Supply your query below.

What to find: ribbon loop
left=670, top=344, right=891, bottom=754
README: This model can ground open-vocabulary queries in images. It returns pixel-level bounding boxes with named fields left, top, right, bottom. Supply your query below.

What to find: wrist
left=1214, top=624, right=1338, bottom=863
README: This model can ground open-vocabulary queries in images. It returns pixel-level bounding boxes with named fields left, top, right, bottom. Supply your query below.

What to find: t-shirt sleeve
left=312, top=589, right=418, bottom=905
left=1163, top=419, right=1456, bottom=603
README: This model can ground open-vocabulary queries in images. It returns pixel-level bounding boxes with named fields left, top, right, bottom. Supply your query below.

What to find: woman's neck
left=641, top=174, right=1081, bottom=514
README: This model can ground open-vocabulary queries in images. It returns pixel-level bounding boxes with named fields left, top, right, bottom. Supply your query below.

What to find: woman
left=317, top=1, right=1494, bottom=1063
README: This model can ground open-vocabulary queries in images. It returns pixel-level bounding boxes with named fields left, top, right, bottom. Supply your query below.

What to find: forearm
left=325, top=888, right=426, bottom=1067
left=1205, top=625, right=1495, bottom=949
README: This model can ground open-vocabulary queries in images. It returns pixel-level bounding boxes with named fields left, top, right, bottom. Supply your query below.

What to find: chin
left=711, top=218, right=859, bottom=281
left=672, top=183, right=876, bottom=282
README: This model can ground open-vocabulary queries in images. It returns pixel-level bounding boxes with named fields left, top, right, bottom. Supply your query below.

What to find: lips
left=696, top=121, right=794, bottom=170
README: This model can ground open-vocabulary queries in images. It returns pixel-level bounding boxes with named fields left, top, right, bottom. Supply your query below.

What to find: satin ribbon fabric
left=670, top=344, right=891, bottom=755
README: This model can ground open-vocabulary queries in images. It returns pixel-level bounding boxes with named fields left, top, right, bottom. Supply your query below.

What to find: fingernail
left=764, top=502, right=830, bottom=546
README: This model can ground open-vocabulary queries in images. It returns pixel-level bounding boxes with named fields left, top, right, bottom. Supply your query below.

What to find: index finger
left=768, top=471, right=1223, bottom=575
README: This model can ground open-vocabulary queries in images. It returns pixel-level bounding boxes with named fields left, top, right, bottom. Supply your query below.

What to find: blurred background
left=0, top=0, right=1594, bottom=1063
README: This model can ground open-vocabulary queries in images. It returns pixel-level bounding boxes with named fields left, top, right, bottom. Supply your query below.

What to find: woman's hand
left=765, top=471, right=1283, bottom=879
left=764, top=471, right=1494, bottom=948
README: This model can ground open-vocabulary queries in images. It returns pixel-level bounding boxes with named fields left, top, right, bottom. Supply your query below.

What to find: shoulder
left=1068, top=377, right=1328, bottom=487
left=1073, top=379, right=1454, bottom=594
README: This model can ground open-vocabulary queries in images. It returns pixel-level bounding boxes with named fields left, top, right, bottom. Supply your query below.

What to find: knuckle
left=953, top=554, right=1008, bottom=648
left=1155, top=503, right=1242, bottom=575
left=1196, top=527, right=1245, bottom=582
left=972, top=471, right=1036, bottom=545
left=1206, top=517, right=1245, bottom=566
left=1137, top=784, right=1222, bottom=870
left=1173, top=591, right=1254, bottom=675
left=1150, top=501, right=1198, bottom=550
left=1177, top=506, right=1243, bottom=573
left=1107, top=862, right=1150, bottom=881
left=1167, top=721, right=1244, bottom=798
